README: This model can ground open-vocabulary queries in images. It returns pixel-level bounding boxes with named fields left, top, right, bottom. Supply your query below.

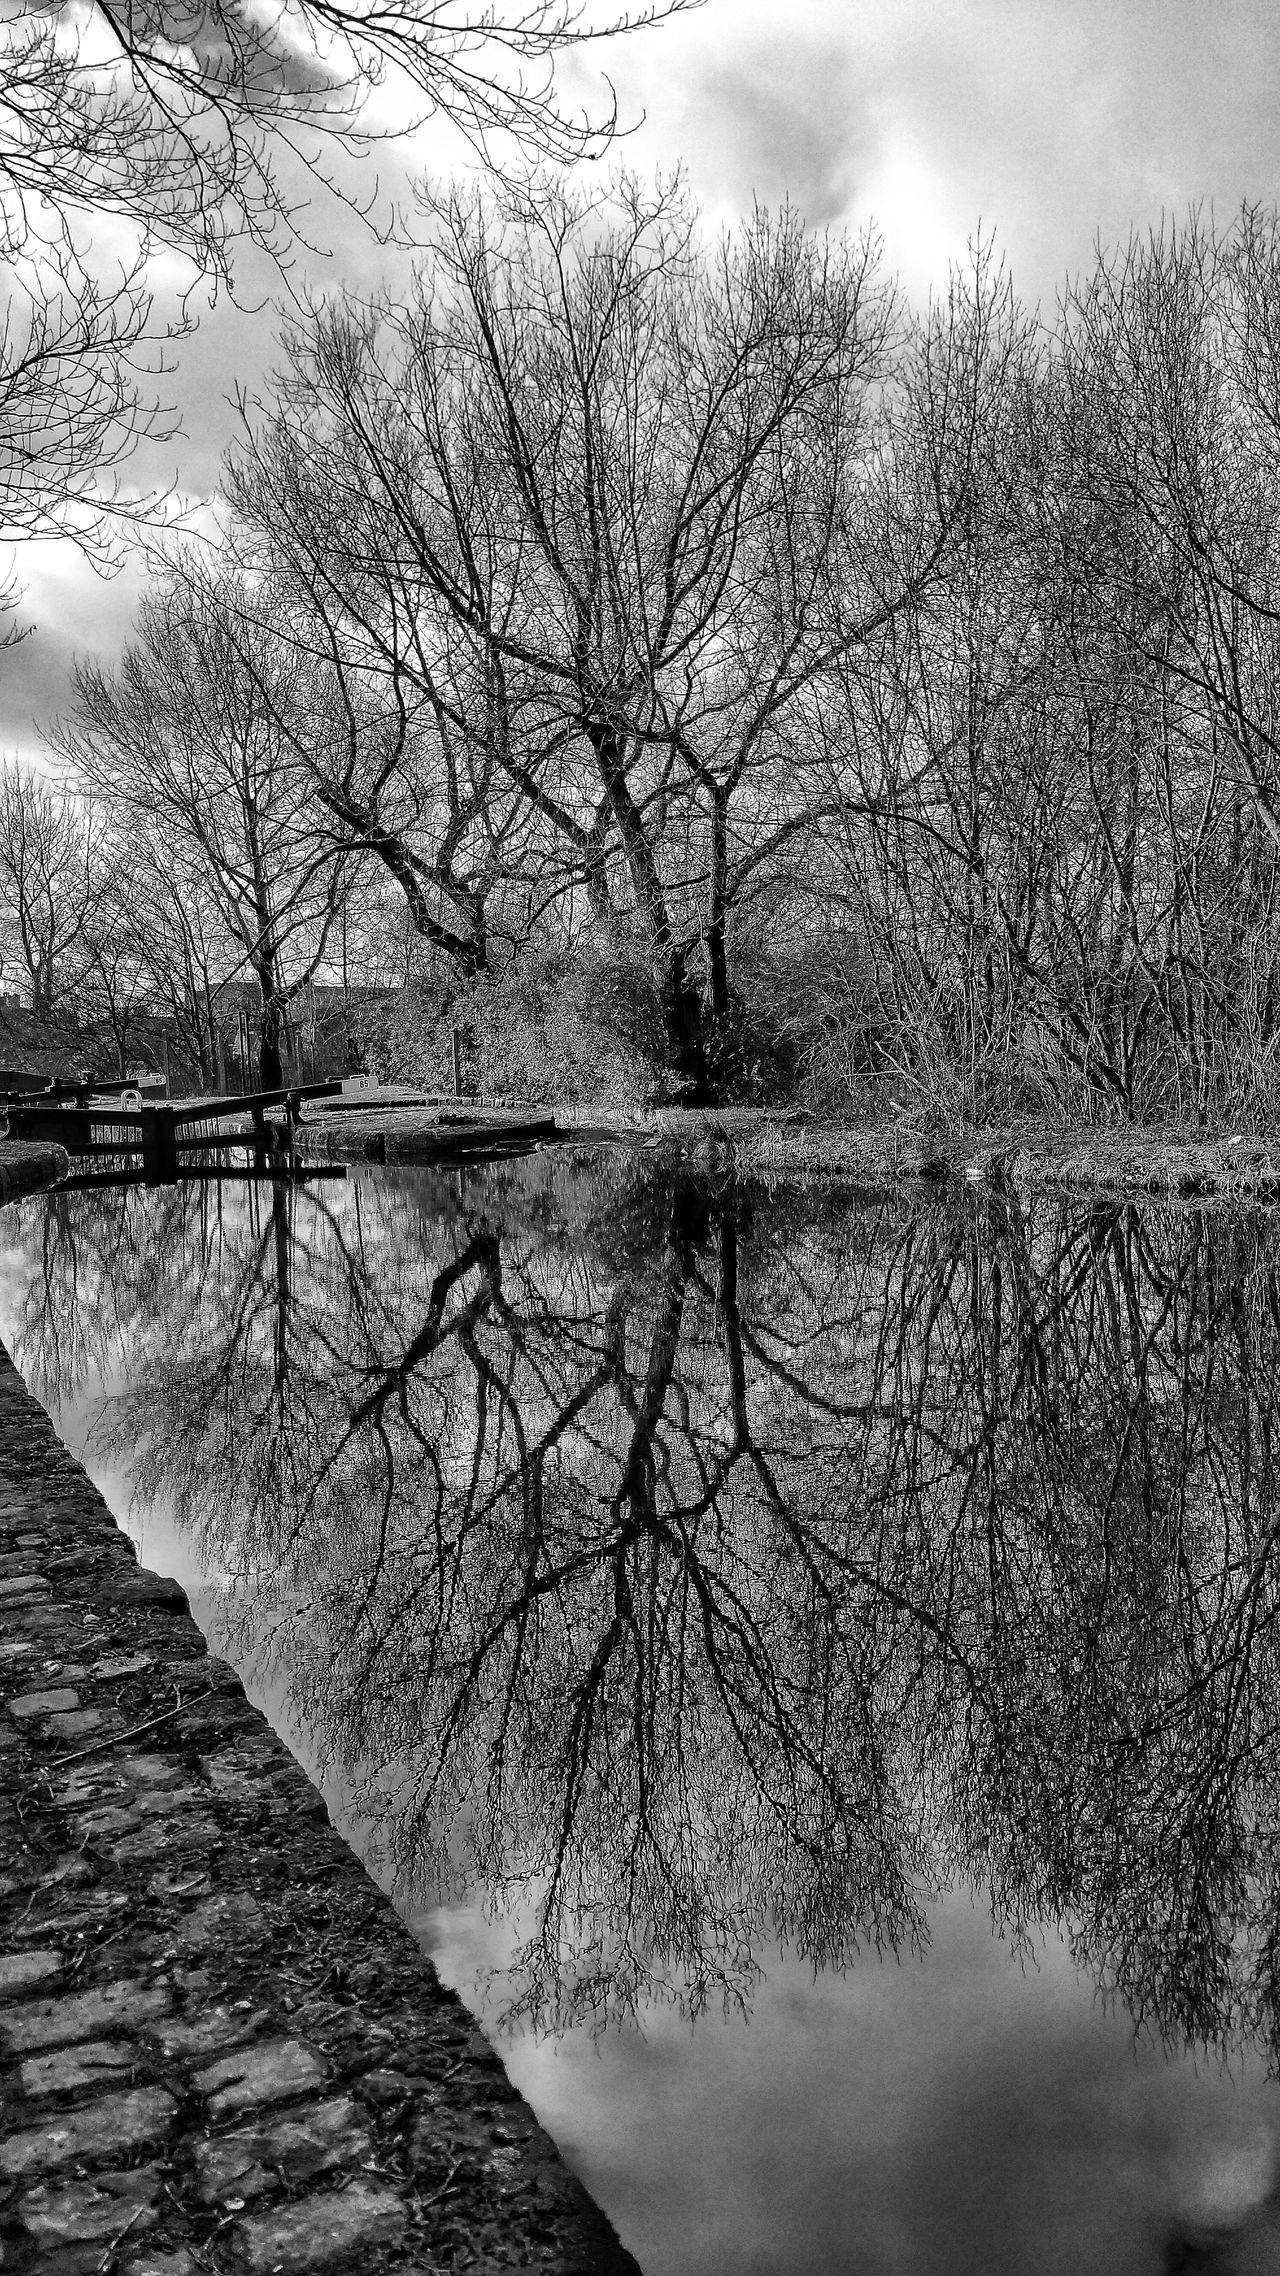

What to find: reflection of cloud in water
left=420, top=1889, right=1280, bottom=2276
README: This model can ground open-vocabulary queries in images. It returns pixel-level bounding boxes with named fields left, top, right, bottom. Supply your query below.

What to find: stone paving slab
left=0, top=1339, right=640, bottom=2275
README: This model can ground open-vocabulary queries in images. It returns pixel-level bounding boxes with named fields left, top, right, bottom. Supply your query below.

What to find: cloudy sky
left=8, top=0, right=1280, bottom=765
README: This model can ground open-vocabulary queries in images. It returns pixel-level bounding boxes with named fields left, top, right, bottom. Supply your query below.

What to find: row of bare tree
left=14, top=174, right=1280, bottom=1113
left=0, top=756, right=405, bottom=1084
left=0, top=0, right=697, bottom=1080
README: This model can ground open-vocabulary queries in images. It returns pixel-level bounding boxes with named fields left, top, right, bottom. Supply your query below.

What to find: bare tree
left=0, top=760, right=96, bottom=1017
left=60, top=564, right=354, bottom=1086
left=791, top=213, right=1280, bottom=1124
left=52, top=197, right=1280, bottom=1120
left=0, top=0, right=695, bottom=642
left=1, top=0, right=698, bottom=286
left=162, top=558, right=529, bottom=984
left=227, top=177, right=942, bottom=1094
left=0, top=247, right=171, bottom=595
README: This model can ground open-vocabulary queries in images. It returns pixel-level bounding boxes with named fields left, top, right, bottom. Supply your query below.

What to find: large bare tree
left=226, top=177, right=957, bottom=1093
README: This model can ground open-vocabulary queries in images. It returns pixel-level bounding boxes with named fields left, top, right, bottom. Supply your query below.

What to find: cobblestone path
left=0, top=1340, right=639, bottom=2276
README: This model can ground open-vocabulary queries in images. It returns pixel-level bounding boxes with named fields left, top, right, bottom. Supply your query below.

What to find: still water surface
left=3, top=1153, right=1280, bottom=2272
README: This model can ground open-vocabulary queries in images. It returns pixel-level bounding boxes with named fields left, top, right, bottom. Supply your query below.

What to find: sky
left=7, top=0, right=1280, bottom=767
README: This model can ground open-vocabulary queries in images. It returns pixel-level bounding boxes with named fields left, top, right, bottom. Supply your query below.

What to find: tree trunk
left=588, top=722, right=709, bottom=1094
left=258, top=994, right=284, bottom=1090
left=253, top=935, right=285, bottom=1089
left=707, top=789, right=730, bottom=1025
left=658, top=946, right=708, bottom=1099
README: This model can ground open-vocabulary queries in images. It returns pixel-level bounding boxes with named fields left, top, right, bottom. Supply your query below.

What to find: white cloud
left=0, top=540, right=148, bottom=761
left=853, top=126, right=971, bottom=307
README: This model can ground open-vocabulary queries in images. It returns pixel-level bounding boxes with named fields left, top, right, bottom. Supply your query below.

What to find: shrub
left=356, top=945, right=669, bottom=1105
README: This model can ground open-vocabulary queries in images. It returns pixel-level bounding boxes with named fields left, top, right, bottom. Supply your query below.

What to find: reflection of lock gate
left=0, top=1079, right=345, bottom=1184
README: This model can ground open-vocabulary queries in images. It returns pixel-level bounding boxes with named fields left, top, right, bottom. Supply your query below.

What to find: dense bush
left=354, top=946, right=668, bottom=1105
left=355, top=933, right=888, bottom=1109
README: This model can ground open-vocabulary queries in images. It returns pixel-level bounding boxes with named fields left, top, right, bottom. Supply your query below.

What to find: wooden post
left=140, top=1105, right=177, bottom=1186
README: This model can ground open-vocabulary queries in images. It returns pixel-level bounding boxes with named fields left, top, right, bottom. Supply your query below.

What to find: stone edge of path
left=0, top=1339, right=641, bottom=2276
left=0, top=1143, right=69, bottom=1206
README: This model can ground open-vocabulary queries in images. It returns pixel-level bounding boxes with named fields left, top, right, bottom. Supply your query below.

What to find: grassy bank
left=721, top=1118, right=1280, bottom=1200
left=294, top=1096, right=1280, bottom=1203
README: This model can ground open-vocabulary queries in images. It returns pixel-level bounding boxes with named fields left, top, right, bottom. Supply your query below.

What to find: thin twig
left=53, top=1689, right=203, bottom=1768
left=419, top=2157, right=462, bottom=2209
left=97, top=2200, right=145, bottom=2270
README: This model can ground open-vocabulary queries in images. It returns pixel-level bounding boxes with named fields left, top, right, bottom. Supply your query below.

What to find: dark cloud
left=678, top=39, right=868, bottom=228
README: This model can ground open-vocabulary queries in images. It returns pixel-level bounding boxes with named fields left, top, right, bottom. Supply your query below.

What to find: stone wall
left=0, top=1341, right=640, bottom=2276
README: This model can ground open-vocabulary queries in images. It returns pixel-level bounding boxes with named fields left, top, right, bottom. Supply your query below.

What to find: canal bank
left=14, top=1083, right=1280, bottom=1208
left=0, top=1316, right=639, bottom=2270
left=287, top=1098, right=1280, bottom=1203
left=0, top=1143, right=70, bottom=1209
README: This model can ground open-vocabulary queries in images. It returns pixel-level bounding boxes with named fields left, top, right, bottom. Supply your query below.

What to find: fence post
left=140, top=1104, right=177, bottom=1185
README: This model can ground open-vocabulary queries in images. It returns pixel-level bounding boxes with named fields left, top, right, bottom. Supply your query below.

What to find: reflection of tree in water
left=15, top=1161, right=1280, bottom=2056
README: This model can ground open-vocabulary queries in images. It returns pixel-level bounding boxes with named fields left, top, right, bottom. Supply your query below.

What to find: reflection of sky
left=3, top=1191, right=1280, bottom=2275
left=429, top=1902, right=1280, bottom=2276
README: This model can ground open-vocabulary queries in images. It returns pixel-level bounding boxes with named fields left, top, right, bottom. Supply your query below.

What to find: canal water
left=2, top=1151, right=1280, bottom=2274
